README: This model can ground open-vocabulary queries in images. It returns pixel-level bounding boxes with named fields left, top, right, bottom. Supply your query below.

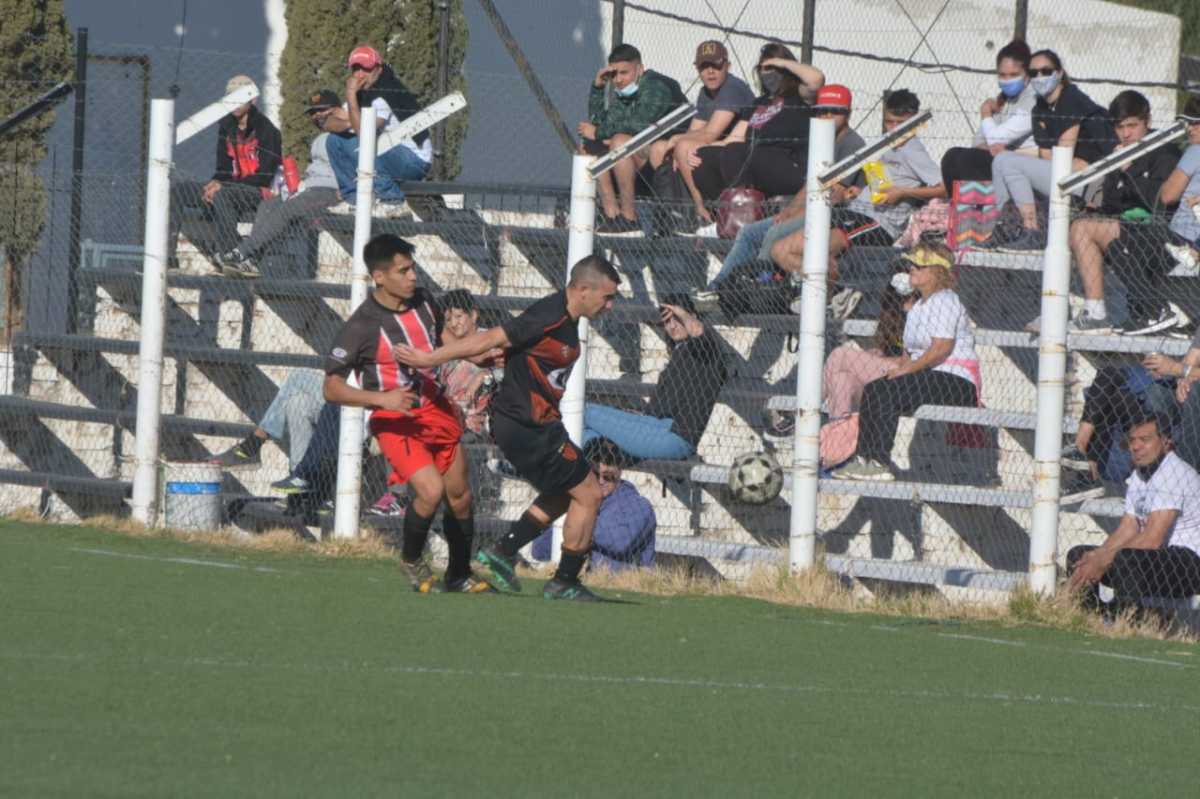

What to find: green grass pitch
left=2, top=519, right=1198, bottom=797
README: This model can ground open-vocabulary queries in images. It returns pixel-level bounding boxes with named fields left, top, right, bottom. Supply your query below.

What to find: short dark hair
left=567, top=254, right=621, bottom=288
left=584, top=437, right=625, bottom=468
left=1184, top=94, right=1200, bottom=120
left=995, top=39, right=1032, bottom=70
left=884, top=89, right=920, bottom=117
left=658, top=292, right=698, bottom=318
left=608, top=44, right=641, bottom=64
left=438, top=289, right=476, bottom=313
left=1127, top=413, right=1172, bottom=439
left=1109, top=90, right=1150, bottom=123
left=363, top=234, right=415, bottom=273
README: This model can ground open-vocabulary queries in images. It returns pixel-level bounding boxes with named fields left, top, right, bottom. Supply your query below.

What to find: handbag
left=717, top=186, right=766, bottom=240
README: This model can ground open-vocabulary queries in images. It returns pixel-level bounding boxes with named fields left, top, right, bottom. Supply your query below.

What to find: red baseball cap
left=347, top=45, right=381, bottom=70
left=813, top=84, right=852, bottom=112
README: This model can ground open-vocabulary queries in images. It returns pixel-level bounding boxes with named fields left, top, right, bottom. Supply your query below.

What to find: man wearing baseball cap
left=320, top=44, right=431, bottom=205
left=170, top=74, right=281, bottom=275
left=217, top=89, right=348, bottom=277
left=648, top=40, right=756, bottom=230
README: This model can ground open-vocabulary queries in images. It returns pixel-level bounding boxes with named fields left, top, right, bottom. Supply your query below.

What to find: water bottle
left=282, top=155, right=300, bottom=194
left=271, top=166, right=288, bottom=201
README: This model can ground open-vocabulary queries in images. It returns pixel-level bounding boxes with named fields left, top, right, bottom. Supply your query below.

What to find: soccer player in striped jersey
left=324, top=234, right=496, bottom=593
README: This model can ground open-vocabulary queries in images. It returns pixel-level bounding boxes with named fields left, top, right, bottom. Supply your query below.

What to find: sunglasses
left=696, top=61, right=725, bottom=72
left=350, top=64, right=373, bottom=73
left=1027, top=67, right=1057, bottom=77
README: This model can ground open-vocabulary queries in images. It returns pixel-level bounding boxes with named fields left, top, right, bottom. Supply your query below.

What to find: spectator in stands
left=322, top=45, right=432, bottom=205
left=216, top=89, right=349, bottom=279
left=1066, top=414, right=1200, bottom=615
left=210, top=369, right=325, bottom=473
left=689, top=43, right=824, bottom=204
left=768, top=90, right=944, bottom=281
left=1063, top=91, right=1184, bottom=336
left=582, top=299, right=726, bottom=461
left=831, top=243, right=979, bottom=481
left=1160, top=97, right=1200, bottom=274
left=531, top=440, right=656, bottom=572
left=940, top=40, right=1035, bottom=191
left=694, top=84, right=865, bottom=311
left=1059, top=360, right=1178, bottom=504
left=437, top=289, right=500, bottom=442
left=171, top=75, right=281, bottom=271
left=648, top=40, right=756, bottom=226
left=982, top=50, right=1117, bottom=251
left=578, top=43, right=685, bottom=233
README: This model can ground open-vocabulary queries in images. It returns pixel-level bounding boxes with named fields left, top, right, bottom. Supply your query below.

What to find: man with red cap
left=321, top=44, right=431, bottom=205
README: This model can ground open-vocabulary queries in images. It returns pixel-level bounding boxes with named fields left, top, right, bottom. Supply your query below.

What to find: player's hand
left=577, top=121, right=597, bottom=140
left=375, top=387, right=417, bottom=413
left=393, top=343, right=438, bottom=369
left=202, top=180, right=222, bottom=204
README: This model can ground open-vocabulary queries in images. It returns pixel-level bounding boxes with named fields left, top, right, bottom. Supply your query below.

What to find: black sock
left=495, top=511, right=546, bottom=558
left=554, top=548, right=589, bottom=583
left=401, top=508, right=436, bottom=563
left=240, top=434, right=265, bottom=456
left=442, top=513, right=474, bottom=582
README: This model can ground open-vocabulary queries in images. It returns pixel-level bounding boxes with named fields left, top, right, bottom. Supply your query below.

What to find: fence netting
left=3, top=4, right=1200, bottom=609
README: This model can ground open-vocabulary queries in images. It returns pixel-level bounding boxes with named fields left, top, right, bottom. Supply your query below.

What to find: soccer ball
left=728, top=452, right=784, bottom=505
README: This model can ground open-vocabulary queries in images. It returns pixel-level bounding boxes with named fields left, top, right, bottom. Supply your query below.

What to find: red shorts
left=369, top=397, right=464, bottom=484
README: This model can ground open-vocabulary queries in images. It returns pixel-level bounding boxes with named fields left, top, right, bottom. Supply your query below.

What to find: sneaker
left=366, top=490, right=406, bottom=517
left=1060, top=470, right=1105, bottom=505
left=209, top=440, right=262, bottom=468
left=1116, top=303, right=1187, bottom=337
left=997, top=228, right=1046, bottom=252
left=828, top=287, right=863, bottom=321
left=543, top=577, right=601, bottom=602
left=692, top=289, right=722, bottom=315
left=1165, top=242, right=1200, bottom=275
left=830, top=456, right=895, bottom=482
left=399, top=558, right=444, bottom=593
left=217, top=248, right=260, bottom=279
left=594, top=216, right=641, bottom=235
left=1067, top=310, right=1114, bottom=336
left=443, top=571, right=498, bottom=593
left=1060, top=444, right=1090, bottom=471
left=474, top=547, right=522, bottom=593
left=763, top=409, right=795, bottom=442
left=486, top=457, right=522, bottom=479
left=270, top=475, right=312, bottom=494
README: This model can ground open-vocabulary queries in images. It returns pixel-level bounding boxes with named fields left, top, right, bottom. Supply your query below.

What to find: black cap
left=304, top=89, right=340, bottom=114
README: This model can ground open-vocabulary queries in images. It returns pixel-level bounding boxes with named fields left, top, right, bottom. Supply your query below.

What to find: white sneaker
left=830, top=456, right=895, bottom=482
left=1067, top=310, right=1114, bottom=336
left=1166, top=243, right=1200, bottom=276
left=828, top=287, right=863, bottom=321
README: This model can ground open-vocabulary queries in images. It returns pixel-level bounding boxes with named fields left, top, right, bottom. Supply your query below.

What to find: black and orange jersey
left=325, top=288, right=445, bottom=407
left=492, top=291, right=579, bottom=426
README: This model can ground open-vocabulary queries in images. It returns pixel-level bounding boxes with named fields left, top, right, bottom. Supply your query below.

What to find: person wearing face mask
left=940, top=40, right=1037, bottom=191
left=688, top=42, right=824, bottom=203
left=578, top=43, right=687, bottom=234
left=984, top=49, right=1117, bottom=251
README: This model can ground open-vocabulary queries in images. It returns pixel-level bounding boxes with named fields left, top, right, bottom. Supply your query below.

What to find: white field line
left=1080, top=650, right=1188, bottom=667
left=938, top=633, right=1028, bottom=647
left=70, top=546, right=283, bottom=574
left=0, top=650, right=1194, bottom=715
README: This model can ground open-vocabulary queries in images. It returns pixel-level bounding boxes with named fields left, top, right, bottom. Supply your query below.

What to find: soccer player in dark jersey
left=394, top=255, right=621, bottom=601
left=324, top=234, right=495, bottom=594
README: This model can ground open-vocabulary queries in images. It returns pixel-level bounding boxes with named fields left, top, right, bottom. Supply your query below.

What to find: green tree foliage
left=277, top=0, right=468, bottom=180
left=1112, top=1, right=1200, bottom=57
left=0, top=0, right=71, bottom=338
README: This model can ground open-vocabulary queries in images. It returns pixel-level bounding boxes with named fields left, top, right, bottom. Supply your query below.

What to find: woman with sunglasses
left=689, top=42, right=824, bottom=203
left=985, top=49, right=1117, bottom=251
left=940, top=39, right=1037, bottom=191
left=831, top=243, right=979, bottom=482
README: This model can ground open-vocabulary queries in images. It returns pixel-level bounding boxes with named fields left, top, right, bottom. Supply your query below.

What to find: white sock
left=1084, top=299, right=1106, bottom=319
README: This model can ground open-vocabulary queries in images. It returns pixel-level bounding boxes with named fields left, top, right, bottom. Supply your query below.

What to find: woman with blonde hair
left=831, top=242, right=980, bottom=481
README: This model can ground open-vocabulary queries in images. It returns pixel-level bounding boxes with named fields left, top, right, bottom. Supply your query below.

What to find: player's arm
left=323, top=374, right=416, bottom=413
left=394, top=326, right=510, bottom=370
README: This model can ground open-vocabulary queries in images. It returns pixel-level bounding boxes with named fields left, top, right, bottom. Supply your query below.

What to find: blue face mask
left=998, top=77, right=1025, bottom=99
left=616, top=80, right=639, bottom=98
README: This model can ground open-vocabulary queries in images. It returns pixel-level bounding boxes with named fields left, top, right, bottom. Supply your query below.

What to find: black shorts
left=491, top=412, right=591, bottom=497
left=830, top=208, right=895, bottom=248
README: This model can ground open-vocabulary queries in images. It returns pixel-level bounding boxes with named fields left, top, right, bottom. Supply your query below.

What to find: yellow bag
left=862, top=161, right=892, bottom=204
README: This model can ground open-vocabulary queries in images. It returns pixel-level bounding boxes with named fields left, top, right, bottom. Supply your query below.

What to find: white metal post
left=333, top=112, right=377, bottom=539
left=788, top=117, right=836, bottom=572
left=1029, top=145, right=1075, bottom=594
left=554, top=153, right=597, bottom=562
left=131, top=99, right=175, bottom=526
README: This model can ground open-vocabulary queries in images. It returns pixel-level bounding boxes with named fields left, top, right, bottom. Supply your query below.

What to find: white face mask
left=1031, top=72, right=1062, bottom=98
left=890, top=271, right=914, bottom=296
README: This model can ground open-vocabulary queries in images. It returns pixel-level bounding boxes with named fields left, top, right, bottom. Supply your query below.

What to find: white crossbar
left=375, top=92, right=467, bottom=155
left=818, top=110, right=932, bottom=189
left=1059, top=121, right=1186, bottom=194
left=175, top=84, right=259, bottom=145
left=587, top=104, right=696, bottom=178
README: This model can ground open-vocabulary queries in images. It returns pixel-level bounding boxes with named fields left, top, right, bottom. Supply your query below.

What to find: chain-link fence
left=3, top=4, right=1200, bottom=614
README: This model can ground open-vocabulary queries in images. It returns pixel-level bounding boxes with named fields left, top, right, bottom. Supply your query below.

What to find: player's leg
left=543, top=472, right=604, bottom=601
left=373, top=418, right=445, bottom=592
left=477, top=492, right=570, bottom=593
left=437, top=443, right=495, bottom=592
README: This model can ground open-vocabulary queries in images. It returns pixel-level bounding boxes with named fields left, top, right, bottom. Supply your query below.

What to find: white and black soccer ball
left=728, top=452, right=784, bottom=505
